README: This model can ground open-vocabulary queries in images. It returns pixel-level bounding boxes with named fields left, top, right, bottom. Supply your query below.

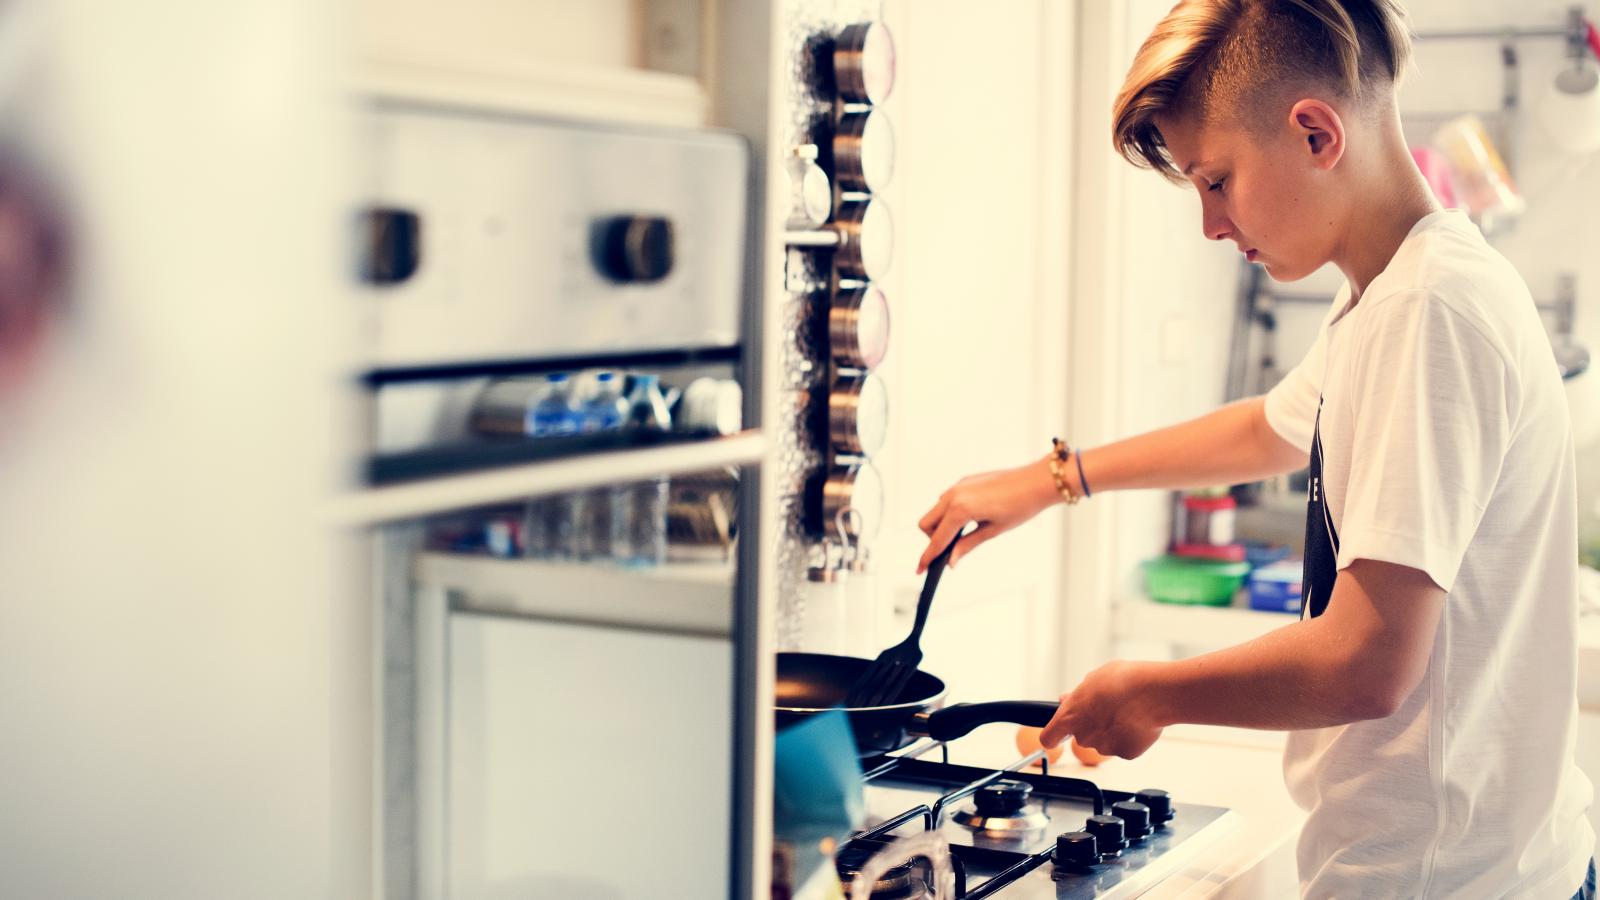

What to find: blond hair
left=1113, top=0, right=1413, bottom=180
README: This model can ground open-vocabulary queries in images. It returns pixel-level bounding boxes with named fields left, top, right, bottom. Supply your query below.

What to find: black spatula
left=843, top=530, right=961, bottom=709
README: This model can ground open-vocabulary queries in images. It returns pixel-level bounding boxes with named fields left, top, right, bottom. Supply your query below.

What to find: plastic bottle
left=525, top=374, right=582, bottom=559
left=529, top=373, right=580, bottom=437
left=574, top=373, right=630, bottom=559
left=614, top=374, right=672, bottom=566
left=580, top=371, right=628, bottom=434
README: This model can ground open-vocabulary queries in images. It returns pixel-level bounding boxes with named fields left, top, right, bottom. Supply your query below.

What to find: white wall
left=867, top=0, right=1074, bottom=701
left=1401, top=0, right=1600, bottom=537
left=1059, top=0, right=1244, bottom=675
left=356, top=0, right=640, bottom=71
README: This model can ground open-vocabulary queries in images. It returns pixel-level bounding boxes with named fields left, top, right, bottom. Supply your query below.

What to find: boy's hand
left=915, top=457, right=1059, bottom=573
left=1039, top=661, right=1166, bottom=761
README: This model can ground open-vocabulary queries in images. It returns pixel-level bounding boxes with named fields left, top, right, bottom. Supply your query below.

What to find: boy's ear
left=1288, top=99, right=1345, bottom=170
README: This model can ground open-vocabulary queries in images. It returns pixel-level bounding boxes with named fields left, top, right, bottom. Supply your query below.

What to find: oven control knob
left=1053, top=831, right=1099, bottom=870
left=974, top=779, right=1033, bottom=816
left=1135, top=789, right=1175, bottom=826
left=1111, top=800, right=1154, bottom=841
left=1085, top=814, right=1128, bottom=858
left=597, top=215, right=675, bottom=283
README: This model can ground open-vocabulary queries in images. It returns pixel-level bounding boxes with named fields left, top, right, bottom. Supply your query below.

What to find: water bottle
left=614, top=375, right=672, bottom=566
left=580, top=371, right=628, bottom=434
left=574, top=373, right=629, bottom=559
left=529, top=373, right=580, bottom=437
left=525, top=374, right=582, bottom=559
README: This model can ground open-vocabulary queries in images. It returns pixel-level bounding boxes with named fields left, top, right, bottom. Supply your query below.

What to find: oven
left=351, top=101, right=765, bottom=900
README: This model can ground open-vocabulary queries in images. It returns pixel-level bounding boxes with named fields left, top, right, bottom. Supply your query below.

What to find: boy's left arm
left=1039, top=558, right=1444, bottom=757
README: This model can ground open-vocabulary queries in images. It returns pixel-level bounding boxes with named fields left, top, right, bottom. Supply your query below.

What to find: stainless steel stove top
left=840, top=744, right=1237, bottom=899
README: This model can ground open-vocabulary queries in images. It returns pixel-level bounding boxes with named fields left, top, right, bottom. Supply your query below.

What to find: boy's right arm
left=1080, top=395, right=1308, bottom=494
left=917, top=396, right=1308, bottom=571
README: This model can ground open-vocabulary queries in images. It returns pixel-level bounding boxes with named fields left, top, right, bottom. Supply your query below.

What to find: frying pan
left=775, top=652, right=1057, bottom=755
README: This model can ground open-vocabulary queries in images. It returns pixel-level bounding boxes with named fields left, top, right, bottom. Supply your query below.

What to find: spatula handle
left=910, top=532, right=960, bottom=643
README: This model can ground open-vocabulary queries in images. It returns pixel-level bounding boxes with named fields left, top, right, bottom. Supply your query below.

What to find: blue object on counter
left=1243, top=541, right=1292, bottom=570
left=1248, top=560, right=1303, bottom=613
left=774, top=709, right=863, bottom=890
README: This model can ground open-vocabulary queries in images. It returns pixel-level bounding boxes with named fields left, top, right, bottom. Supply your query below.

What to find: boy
left=914, top=1, right=1595, bottom=896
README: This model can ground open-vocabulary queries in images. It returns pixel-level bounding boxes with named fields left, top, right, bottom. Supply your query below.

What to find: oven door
left=377, top=462, right=759, bottom=900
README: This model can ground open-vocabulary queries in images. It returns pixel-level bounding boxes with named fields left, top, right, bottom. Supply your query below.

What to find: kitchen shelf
left=351, top=50, right=709, bottom=129
left=416, top=551, right=734, bottom=637
left=1115, top=597, right=1296, bottom=650
left=327, top=429, right=765, bottom=526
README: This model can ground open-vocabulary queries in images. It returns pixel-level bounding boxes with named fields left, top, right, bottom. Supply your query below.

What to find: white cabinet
left=446, top=612, right=734, bottom=897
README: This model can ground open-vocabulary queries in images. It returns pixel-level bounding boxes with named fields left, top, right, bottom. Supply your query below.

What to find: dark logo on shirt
left=1303, top=396, right=1340, bottom=619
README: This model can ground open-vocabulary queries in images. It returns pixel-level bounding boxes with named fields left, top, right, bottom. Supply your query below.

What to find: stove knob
left=597, top=215, right=675, bottom=283
left=1135, top=789, right=1175, bottom=826
left=1111, top=800, right=1154, bottom=841
left=1053, top=831, right=1099, bottom=871
left=974, top=779, right=1033, bottom=816
left=1085, top=814, right=1129, bottom=858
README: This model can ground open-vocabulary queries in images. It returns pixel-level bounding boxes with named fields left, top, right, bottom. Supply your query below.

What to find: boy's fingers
left=948, top=522, right=998, bottom=568
left=1039, top=698, right=1073, bottom=749
left=918, top=492, right=951, bottom=536
left=917, top=517, right=966, bottom=574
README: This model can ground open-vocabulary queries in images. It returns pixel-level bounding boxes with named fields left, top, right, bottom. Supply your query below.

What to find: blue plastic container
left=1248, top=560, right=1303, bottom=614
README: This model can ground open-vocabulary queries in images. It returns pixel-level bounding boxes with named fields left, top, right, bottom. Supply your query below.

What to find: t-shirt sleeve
left=1334, top=289, right=1512, bottom=593
left=1263, top=301, right=1337, bottom=454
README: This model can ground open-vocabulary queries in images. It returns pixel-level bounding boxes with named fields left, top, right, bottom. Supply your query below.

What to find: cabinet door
left=447, top=613, right=734, bottom=898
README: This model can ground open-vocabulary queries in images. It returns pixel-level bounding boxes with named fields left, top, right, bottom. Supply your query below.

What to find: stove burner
left=835, top=843, right=929, bottom=898
left=951, top=778, right=1050, bottom=837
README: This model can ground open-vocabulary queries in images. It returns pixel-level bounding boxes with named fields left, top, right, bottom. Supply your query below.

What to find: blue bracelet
left=1074, top=449, right=1092, bottom=499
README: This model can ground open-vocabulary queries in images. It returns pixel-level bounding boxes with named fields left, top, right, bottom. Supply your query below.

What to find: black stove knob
left=596, top=215, right=675, bottom=283
left=974, top=779, right=1033, bottom=816
left=1053, top=831, right=1099, bottom=870
left=1135, top=789, right=1174, bottom=826
left=1085, top=814, right=1128, bottom=858
left=1111, top=800, right=1154, bottom=841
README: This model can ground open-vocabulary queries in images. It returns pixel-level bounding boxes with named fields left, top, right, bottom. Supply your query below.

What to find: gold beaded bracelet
left=1047, top=437, right=1082, bottom=506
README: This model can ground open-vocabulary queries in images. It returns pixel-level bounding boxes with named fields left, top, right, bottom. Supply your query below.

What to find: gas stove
left=834, top=741, right=1236, bottom=899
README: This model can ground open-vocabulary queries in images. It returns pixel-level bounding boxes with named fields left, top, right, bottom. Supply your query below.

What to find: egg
left=1013, top=725, right=1066, bottom=766
left=1070, top=738, right=1110, bottom=767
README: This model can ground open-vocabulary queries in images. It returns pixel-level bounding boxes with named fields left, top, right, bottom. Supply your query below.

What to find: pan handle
left=915, top=701, right=1058, bottom=743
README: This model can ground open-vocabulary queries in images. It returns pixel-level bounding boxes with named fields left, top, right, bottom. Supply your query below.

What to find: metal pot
left=833, top=197, right=893, bottom=279
left=806, top=460, right=883, bottom=541
left=784, top=196, right=893, bottom=280
left=833, top=108, right=895, bottom=194
left=829, top=283, right=891, bottom=371
left=834, top=21, right=897, bottom=105
left=827, top=371, right=887, bottom=456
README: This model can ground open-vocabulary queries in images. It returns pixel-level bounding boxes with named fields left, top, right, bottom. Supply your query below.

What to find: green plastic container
left=1142, top=555, right=1251, bottom=606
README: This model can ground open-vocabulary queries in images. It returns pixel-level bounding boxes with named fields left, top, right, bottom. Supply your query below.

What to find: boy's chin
left=1261, top=257, right=1319, bottom=283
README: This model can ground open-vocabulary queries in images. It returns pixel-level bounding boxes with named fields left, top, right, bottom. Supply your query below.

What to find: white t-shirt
left=1264, top=209, right=1594, bottom=898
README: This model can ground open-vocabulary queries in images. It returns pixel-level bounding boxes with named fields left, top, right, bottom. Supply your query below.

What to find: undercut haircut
left=1113, top=0, right=1414, bottom=181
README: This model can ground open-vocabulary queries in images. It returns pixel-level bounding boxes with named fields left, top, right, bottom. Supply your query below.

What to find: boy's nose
left=1202, top=210, right=1233, bottom=242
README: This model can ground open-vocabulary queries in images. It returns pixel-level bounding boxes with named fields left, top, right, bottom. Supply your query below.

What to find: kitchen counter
left=935, top=722, right=1304, bottom=898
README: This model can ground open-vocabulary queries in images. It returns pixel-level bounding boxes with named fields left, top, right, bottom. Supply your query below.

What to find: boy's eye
left=1207, top=178, right=1226, bottom=193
